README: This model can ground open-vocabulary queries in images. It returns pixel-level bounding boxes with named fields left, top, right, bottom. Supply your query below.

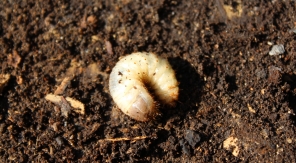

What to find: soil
left=0, top=0, right=296, bottom=162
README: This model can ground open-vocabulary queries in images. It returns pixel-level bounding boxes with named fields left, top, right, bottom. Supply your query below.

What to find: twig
left=98, top=136, right=148, bottom=143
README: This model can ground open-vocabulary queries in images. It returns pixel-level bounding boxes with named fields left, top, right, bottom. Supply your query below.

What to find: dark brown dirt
left=0, top=0, right=296, bottom=162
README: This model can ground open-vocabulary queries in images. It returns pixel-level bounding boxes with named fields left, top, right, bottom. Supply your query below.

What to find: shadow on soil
left=143, top=56, right=206, bottom=159
left=164, top=56, right=204, bottom=121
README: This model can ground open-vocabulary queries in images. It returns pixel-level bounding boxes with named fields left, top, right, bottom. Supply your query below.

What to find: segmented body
left=109, top=52, right=179, bottom=121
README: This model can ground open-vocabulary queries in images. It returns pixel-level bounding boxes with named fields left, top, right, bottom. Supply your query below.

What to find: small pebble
left=286, top=138, right=292, bottom=144
left=185, top=130, right=201, bottom=148
left=269, top=44, right=285, bottom=56
left=179, top=139, right=191, bottom=155
left=288, top=28, right=296, bottom=34
left=255, top=68, right=266, bottom=79
left=55, top=137, right=63, bottom=146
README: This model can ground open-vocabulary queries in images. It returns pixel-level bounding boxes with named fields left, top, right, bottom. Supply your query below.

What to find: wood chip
left=16, top=75, right=23, bottom=85
left=45, top=94, right=63, bottom=104
left=98, top=136, right=148, bottom=143
left=223, top=136, right=239, bottom=157
left=45, top=94, right=71, bottom=118
left=247, top=103, right=256, bottom=113
left=65, top=97, right=85, bottom=115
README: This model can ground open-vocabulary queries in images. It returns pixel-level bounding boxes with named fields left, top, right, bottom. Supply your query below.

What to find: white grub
left=45, top=94, right=85, bottom=117
left=105, top=40, right=114, bottom=55
left=269, top=44, right=285, bottom=56
left=109, top=52, right=179, bottom=122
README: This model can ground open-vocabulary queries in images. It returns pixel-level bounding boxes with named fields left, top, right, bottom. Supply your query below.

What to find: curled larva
left=109, top=52, right=179, bottom=121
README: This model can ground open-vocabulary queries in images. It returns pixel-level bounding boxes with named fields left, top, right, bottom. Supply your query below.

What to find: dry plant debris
left=54, top=77, right=72, bottom=95
left=98, top=136, right=148, bottom=143
left=247, top=103, right=256, bottom=113
left=223, top=136, right=240, bottom=157
left=45, top=94, right=85, bottom=117
left=45, top=94, right=72, bottom=117
left=47, top=60, right=104, bottom=118
left=223, top=1, right=243, bottom=19
left=65, top=97, right=85, bottom=115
